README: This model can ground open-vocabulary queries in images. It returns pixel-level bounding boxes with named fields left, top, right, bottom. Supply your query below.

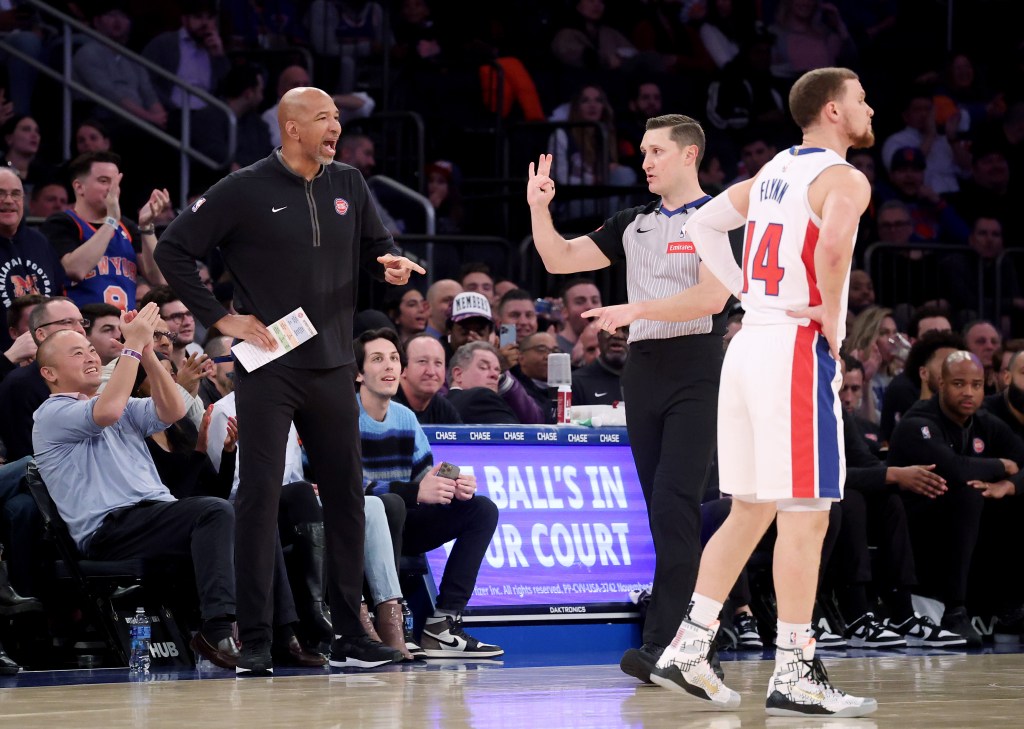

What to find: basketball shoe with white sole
left=765, top=640, right=878, bottom=718
left=419, top=615, right=504, bottom=658
left=650, top=619, right=741, bottom=709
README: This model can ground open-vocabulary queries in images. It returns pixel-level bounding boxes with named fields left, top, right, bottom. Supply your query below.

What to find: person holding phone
left=354, top=327, right=503, bottom=658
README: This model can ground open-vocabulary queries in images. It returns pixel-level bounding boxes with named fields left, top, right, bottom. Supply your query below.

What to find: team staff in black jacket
left=155, top=87, right=425, bottom=675
left=888, top=350, right=1024, bottom=644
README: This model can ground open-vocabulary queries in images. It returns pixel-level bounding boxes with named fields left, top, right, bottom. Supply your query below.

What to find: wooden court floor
left=2, top=652, right=1023, bottom=728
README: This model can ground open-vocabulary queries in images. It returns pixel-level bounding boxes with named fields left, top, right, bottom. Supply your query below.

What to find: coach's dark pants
left=235, top=361, right=365, bottom=646
left=622, top=334, right=722, bottom=648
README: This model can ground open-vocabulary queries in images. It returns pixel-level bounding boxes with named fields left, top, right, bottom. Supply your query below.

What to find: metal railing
left=344, top=111, right=425, bottom=193
left=863, top=241, right=983, bottom=315
left=1, top=0, right=236, bottom=208
left=992, top=249, right=1024, bottom=325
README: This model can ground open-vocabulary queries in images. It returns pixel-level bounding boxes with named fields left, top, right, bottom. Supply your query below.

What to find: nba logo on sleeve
left=334, top=198, right=349, bottom=215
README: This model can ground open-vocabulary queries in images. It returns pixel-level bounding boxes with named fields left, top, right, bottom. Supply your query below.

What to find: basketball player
left=644, top=68, right=878, bottom=717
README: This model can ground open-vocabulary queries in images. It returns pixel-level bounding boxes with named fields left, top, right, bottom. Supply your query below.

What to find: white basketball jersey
left=739, top=147, right=855, bottom=338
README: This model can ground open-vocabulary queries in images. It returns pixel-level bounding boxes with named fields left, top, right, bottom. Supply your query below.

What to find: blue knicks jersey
left=63, top=210, right=138, bottom=310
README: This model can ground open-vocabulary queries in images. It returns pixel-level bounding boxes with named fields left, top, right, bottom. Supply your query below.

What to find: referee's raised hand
left=527, top=154, right=557, bottom=208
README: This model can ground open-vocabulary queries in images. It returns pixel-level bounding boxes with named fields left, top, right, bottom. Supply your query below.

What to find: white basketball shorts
left=717, top=323, right=845, bottom=505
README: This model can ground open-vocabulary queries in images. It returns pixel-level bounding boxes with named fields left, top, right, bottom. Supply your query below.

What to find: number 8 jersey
left=738, top=146, right=856, bottom=339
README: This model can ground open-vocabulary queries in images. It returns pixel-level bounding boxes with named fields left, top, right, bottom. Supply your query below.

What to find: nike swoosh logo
left=272, top=206, right=287, bottom=213
left=434, top=635, right=463, bottom=648
left=637, top=227, right=654, bottom=234
left=594, top=392, right=607, bottom=397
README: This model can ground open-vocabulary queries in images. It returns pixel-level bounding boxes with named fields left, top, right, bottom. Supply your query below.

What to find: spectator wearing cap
left=881, top=87, right=970, bottom=196
left=878, top=146, right=970, bottom=245
left=443, top=290, right=495, bottom=362
left=443, top=291, right=544, bottom=424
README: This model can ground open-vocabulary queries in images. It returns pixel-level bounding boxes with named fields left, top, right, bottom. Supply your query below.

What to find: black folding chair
left=24, top=462, right=195, bottom=667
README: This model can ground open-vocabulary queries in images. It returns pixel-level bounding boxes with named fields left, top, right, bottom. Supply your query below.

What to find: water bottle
left=401, top=600, right=415, bottom=644
left=129, top=607, right=151, bottom=673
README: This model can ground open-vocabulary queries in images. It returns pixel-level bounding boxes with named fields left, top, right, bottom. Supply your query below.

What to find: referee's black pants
left=235, top=360, right=365, bottom=647
left=622, top=334, right=722, bottom=648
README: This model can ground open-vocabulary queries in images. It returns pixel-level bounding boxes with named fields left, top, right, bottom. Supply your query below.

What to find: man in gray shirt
left=72, top=2, right=168, bottom=130
left=31, top=303, right=238, bottom=669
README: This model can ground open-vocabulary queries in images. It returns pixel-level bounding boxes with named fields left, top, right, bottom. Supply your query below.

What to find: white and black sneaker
left=890, top=613, right=966, bottom=647
left=420, top=615, right=504, bottom=658
left=329, top=634, right=404, bottom=668
left=734, top=612, right=763, bottom=649
left=766, top=640, right=877, bottom=718
left=809, top=618, right=846, bottom=648
left=650, top=619, right=741, bottom=709
left=844, top=613, right=906, bottom=648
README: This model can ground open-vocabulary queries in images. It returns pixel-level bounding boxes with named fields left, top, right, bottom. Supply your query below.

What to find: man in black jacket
left=983, top=350, right=1024, bottom=441
left=834, top=401, right=965, bottom=648
left=155, top=86, right=424, bottom=675
left=888, top=351, right=1024, bottom=644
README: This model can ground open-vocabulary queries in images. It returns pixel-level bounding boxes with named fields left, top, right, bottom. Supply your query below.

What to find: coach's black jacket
left=156, top=150, right=398, bottom=370
left=887, top=395, right=1024, bottom=495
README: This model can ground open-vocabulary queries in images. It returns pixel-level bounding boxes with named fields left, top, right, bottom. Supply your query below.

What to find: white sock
left=776, top=620, right=813, bottom=650
left=688, top=594, right=724, bottom=628
left=428, top=609, right=456, bottom=623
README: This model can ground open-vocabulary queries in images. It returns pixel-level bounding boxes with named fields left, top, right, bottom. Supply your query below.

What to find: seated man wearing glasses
left=510, top=332, right=560, bottom=421
left=0, top=296, right=92, bottom=462
left=140, top=285, right=204, bottom=371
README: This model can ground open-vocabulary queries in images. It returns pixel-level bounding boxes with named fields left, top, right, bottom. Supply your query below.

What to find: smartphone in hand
left=499, top=324, right=517, bottom=348
left=437, top=462, right=460, bottom=480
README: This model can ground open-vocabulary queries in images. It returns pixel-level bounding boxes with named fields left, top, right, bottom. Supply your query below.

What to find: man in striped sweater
left=354, top=327, right=503, bottom=658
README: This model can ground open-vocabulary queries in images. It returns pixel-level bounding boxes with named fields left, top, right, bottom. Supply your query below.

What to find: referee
left=527, top=114, right=731, bottom=682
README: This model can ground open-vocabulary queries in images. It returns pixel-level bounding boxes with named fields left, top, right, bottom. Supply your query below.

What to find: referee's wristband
left=120, top=348, right=142, bottom=362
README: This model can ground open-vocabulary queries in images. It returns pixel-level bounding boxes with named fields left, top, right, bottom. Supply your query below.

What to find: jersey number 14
left=741, top=221, right=785, bottom=296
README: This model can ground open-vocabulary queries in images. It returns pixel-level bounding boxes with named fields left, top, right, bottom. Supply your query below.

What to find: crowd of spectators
left=1, top=0, right=1024, bottom=672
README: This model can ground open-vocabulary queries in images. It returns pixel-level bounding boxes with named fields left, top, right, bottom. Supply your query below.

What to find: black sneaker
left=734, top=611, right=763, bottom=649
left=940, top=607, right=983, bottom=648
left=236, top=642, right=273, bottom=677
left=620, top=642, right=662, bottom=684
left=844, top=612, right=907, bottom=648
left=994, top=606, right=1024, bottom=644
left=890, top=613, right=966, bottom=647
left=329, top=634, right=404, bottom=668
left=420, top=615, right=504, bottom=658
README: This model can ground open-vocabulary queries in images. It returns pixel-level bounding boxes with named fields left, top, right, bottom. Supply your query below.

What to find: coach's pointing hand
left=378, top=254, right=426, bottom=286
